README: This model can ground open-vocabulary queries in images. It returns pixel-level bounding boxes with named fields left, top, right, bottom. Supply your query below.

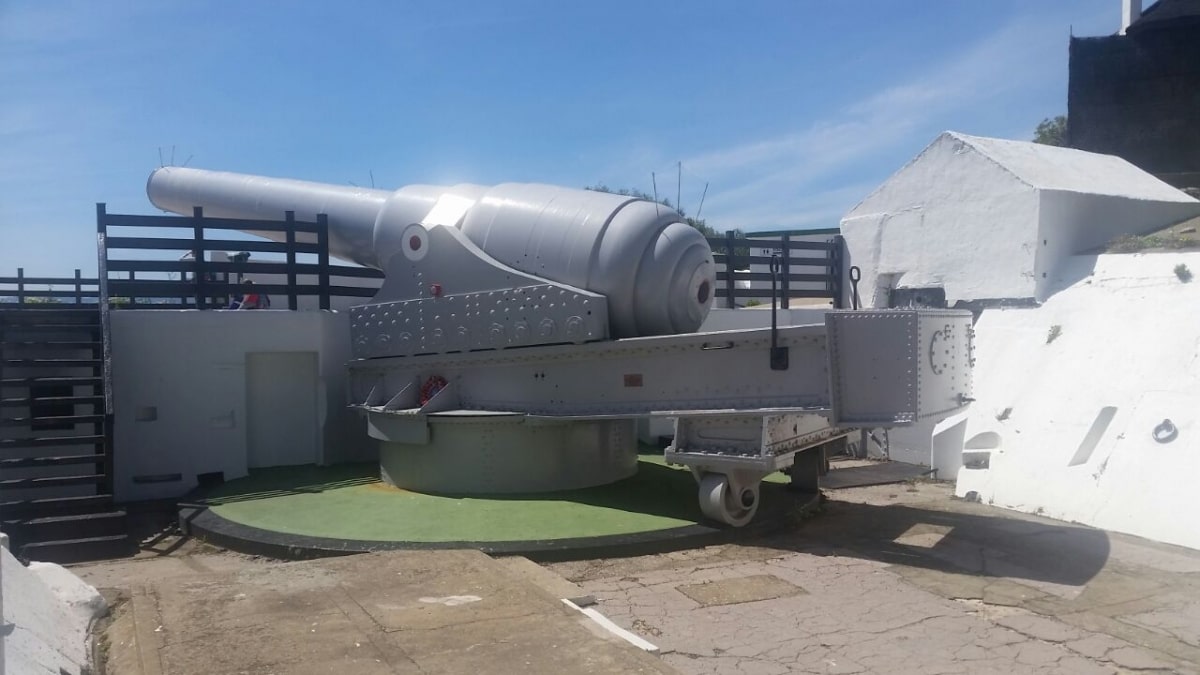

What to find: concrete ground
left=77, top=547, right=673, bottom=674
left=73, top=476, right=1200, bottom=674
left=550, top=481, right=1200, bottom=674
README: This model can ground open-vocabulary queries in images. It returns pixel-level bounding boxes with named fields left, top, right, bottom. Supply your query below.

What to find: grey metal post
left=192, top=206, right=206, bottom=309
left=725, top=230, right=736, bottom=309
left=831, top=235, right=846, bottom=309
left=780, top=234, right=791, bottom=309
left=317, top=214, right=330, bottom=310
left=285, top=211, right=298, bottom=311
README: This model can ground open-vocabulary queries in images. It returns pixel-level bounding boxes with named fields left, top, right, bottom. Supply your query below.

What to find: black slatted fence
left=708, top=230, right=846, bottom=309
left=3, top=216, right=844, bottom=311
left=0, top=269, right=100, bottom=306
left=95, top=204, right=384, bottom=310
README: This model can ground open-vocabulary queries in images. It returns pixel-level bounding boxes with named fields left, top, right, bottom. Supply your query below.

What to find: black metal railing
left=708, top=229, right=846, bottom=309
left=4, top=218, right=846, bottom=312
left=96, top=212, right=115, bottom=497
left=95, top=204, right=385, bottom=310
left=0, top=269, right=100, bottom=306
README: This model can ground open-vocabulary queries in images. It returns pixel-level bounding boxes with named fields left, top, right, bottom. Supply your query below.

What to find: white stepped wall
left=956, top=251, right=1200, bottom=550
left=1, top=543, right=107, bottom=675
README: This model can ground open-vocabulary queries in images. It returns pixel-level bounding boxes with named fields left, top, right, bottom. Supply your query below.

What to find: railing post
left=128, top=271, right=137, bottom=307
left=724, top=229, right=736, bottom=309
left=780, top=234, right=791, bottom=310
left=96, top=203, right=108, bottom=308
left=317, top=213, right=330, bottom=310
left=95, top=203, right=115, bottom=495
left=285, top=211, right=298, bottom=311
left=74, top=269, right=83, bottom=305
left=192, top=206, right=206, bottom=309
left=16, top=267, right=25, bottom=305
left=830, top=234, right=846, bottom=309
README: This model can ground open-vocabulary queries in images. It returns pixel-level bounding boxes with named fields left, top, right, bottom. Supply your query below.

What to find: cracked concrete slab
left=550, top=481, right=1200, bottom=674
left=676, top=574, right=805, bottom=607
left=1125, top=601, right=1200, bottom=648
left=994, top=613, right=1085, bottom=642
left=80, top=549, right=677, bottom=674
left=72, top=479, right=1200, bottom=674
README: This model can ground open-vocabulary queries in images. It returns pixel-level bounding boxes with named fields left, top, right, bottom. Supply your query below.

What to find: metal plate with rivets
left=826, top=309, right=973, bottom=426
left=350, top=284, right=607, bottom=359
left=349, top=223, right=609, bottom=359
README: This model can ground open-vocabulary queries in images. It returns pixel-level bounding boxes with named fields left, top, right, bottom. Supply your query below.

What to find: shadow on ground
left=200, top=462, right=381, bottom=505
left=760, top=498, right=1111, bottom=589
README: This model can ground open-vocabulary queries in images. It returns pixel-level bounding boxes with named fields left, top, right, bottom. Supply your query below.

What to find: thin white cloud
left=708, top=182, right=880, bottom=233
left=680, top=13, right=1075, bottom=231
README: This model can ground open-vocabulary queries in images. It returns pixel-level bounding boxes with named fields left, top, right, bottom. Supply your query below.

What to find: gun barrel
left=147, top=167, right=394, bottom=267
left=146, top=167, right=715, bottom=337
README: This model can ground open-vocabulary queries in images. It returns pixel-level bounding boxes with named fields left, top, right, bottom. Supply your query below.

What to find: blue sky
left=1, top=1, right=1117, bottom=276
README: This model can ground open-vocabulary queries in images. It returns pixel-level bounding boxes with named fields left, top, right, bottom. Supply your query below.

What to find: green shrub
left=1109, top=232, right=1195, bottom=253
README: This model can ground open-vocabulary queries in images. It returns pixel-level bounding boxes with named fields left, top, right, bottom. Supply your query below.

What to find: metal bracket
left=418, top=379, right=460, bottom=414
left=382, top=379, right=420, bottom=411
left=769, top=254, right=789, bottom=371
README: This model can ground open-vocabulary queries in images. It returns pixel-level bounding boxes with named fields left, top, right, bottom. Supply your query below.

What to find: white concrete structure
left=841, top=131, right=1200, bottom=309
left=1, top=544, right=107, bottom=675
left=110, top=310, right=374, bottom=501
left=955, top=251, right=1200, bottom=551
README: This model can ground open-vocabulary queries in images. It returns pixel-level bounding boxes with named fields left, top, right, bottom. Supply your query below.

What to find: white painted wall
left=884, top=422, right=941, bottom=466
left=842, top=134, right=1042, bottom=306
left=1034, top=190, right=1200, bottom=298
left=841, top=132, right=1200, bottom=308
left=110, top=310, right=374, bottom=501
left=955, top=252, right=1200, bottom=551
left=1, top=544, right=106, bottom=675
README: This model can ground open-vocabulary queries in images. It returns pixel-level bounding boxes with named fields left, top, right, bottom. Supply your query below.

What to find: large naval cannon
left=148, top=167, right=974, bottom=526
left=148, top=167, right=712, bottom=341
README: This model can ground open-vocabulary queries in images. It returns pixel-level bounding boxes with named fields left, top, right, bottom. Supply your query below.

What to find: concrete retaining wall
left=110, top=310, right=375, bottom=501
left=955, top=251, right=1200, bottom=550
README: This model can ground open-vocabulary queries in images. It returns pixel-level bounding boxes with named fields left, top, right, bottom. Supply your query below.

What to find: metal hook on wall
left=849, top=266, right=862, bottom=310
left=1152, top=418, right=1178, bottom=443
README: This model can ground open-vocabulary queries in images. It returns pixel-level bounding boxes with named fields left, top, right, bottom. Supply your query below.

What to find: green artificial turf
left=207, top=453, right=789, bottom=543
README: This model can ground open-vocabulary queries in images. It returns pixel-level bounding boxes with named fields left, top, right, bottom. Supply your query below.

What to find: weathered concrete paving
left=549, top=482, right=1200, bottom=674
left=73, top=479, right=1200, bottom=674
left=76, top=548, right=674, bottom=674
